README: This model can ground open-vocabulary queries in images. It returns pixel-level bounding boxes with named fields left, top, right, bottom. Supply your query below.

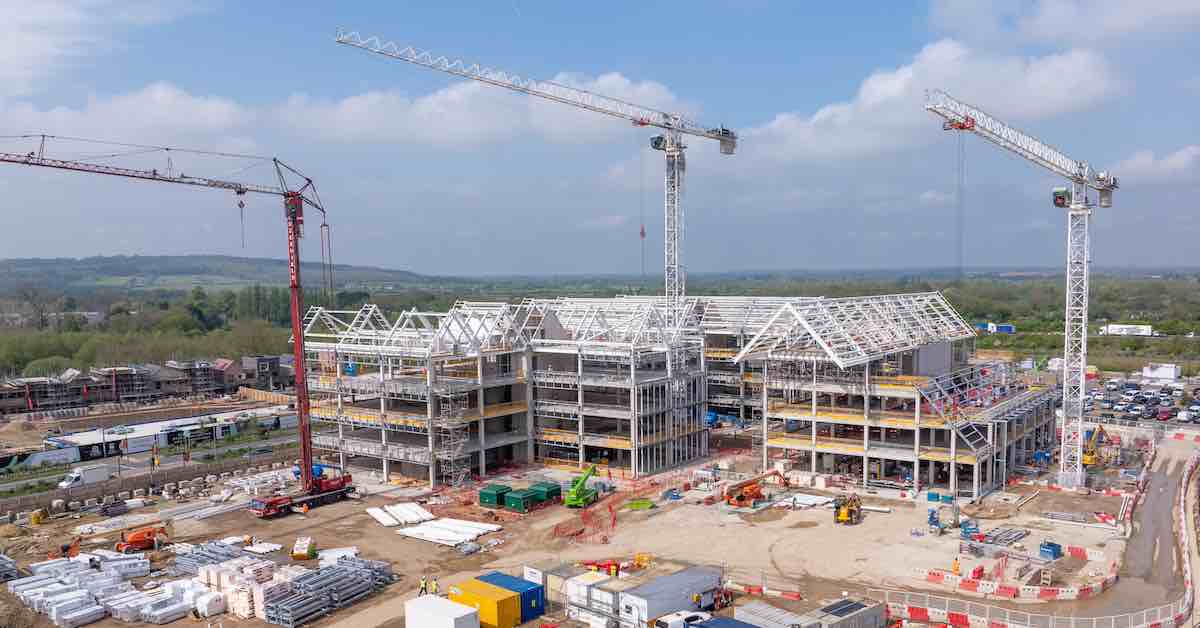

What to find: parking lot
left=1086, top=378, right=1199, bottom=425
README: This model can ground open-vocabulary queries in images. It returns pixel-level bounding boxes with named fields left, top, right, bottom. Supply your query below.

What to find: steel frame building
left=726, top=293, right=1058, bottom=501
left=301, top=292, right=1058, bottom=498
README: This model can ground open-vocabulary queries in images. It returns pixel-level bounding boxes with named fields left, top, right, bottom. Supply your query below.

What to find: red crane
left=0, top=134, right=327, bottom=493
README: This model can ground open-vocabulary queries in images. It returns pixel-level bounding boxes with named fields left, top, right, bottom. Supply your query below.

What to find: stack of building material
left=99, top=588, right=171, bottom=622
left=317, top=547, right=359, bottom=567
left=397, top=518, right=503, bottom=547
left=337, top=556, right=393, bottom=587
left=252, top=577, right=293, bottom=619
left=264, top=591, right=328, bottom=627
left=245, top=542, right=283, bottom=555
left=382, top=502, right=435, bottom=524
left=228, top=470, right=292, bottom=495
left=173, top=541, right=242, bottom=575
left=366, top=507, right=400, bottom=527
left=53, top=601, right=106, bottom=628
left=273, top=565, right=313, bottom=583
left=101, top=558, right=150, bottom=578
left=227, top=584, right=255, bottom=618
left=0, top=553, right=20, bottom=581
left=194, top=591, right=226, bottom=617
left=292, top=536, right=315, bottom=560
left=140, top=595, right=191, bottom=624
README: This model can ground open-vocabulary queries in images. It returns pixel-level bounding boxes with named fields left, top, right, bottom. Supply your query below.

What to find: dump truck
left=249, top=471, right=355, bottom=518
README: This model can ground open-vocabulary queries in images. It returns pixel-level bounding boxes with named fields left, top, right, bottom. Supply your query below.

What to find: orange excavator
left=115, top=525, right=170, bottom=554
left=723, top=470, right=789, bottom=507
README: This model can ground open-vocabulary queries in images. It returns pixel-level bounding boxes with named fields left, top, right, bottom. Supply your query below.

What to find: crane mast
left=925, top=90, right=1118, bottom=488
left=333, top=29, right=736, bottom=330
left=0, top=138, right=326, bottom=493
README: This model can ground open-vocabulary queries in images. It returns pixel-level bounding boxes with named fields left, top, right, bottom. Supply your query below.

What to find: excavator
left=565, top=464, right=599, bottom=508
left=722, top=470, right=789, bottom=508
left=115, top=524, right=171, bottom=554
left=48, top=537, right=81, bottom=559
left=1082, top=426, right=1109, bottom=467
left=833, top=494, right=863, bottom=525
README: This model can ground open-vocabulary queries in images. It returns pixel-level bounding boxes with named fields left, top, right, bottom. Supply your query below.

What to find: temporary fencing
left=880, top=447, right=1199, bottom=628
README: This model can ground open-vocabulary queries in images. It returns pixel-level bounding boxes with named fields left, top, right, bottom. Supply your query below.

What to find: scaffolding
left=435, top=390, right=471, bottom=487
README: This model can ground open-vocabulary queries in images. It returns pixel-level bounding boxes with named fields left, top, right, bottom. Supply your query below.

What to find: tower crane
left=333, top=29, right=738, bottom=330
left=0, top=135, right=328, bottom=494
left=925, top=90, right=1118, bottom=487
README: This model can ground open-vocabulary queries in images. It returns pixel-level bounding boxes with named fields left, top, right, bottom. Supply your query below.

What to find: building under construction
left=302, top=293, right=1057, bottom=499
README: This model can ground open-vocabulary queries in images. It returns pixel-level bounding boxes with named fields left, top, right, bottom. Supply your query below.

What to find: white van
left=57, top=464, right=113, bottom=489
left=654, top=611, right=712, bottom=628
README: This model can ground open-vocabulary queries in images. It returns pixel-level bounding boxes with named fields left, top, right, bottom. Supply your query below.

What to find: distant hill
left=0, top=255, right=434, bottom=292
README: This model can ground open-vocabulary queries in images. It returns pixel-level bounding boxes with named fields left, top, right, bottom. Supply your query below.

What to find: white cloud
left=275, top=71, right=686, bottom=149
left=2, top=82, right=253, bottom=140
left=741, top=39, right=1118, bottom=164
left=0, top=1, right=203, bottom=98
left=1114, top=146, right=1200, bottom=183
left=931, top=0, right=1200, bottom=44
left=920, top=190, right=953, bottom=206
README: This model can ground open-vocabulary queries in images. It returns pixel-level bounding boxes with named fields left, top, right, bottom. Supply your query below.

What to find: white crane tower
left=334, top=29, right=737, bottom=331
left=925, top=89, right=1118, bottom=488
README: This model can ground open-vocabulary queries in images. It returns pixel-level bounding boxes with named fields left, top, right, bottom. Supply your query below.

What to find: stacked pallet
left=228, top=584, right=255, bottom=618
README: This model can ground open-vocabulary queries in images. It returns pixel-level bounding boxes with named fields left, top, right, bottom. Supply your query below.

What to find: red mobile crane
left=0, top=134, right=345, bottom=504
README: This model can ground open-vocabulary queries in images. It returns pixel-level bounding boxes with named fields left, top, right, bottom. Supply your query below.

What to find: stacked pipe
left=0, top=553, right=19, bottom=581
left=173, top=541, right=242, bottom=575
left=100, top=588, right=172, bottom=622
left=139, top=595, right=191, bottom=624
left=264, top=591, right=329, bottom=628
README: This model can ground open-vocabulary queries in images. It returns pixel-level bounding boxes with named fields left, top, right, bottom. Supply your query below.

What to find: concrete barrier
left=50, top=499, right=65, bottom=513
left=117, top=491, right=131, bottom=500
left=67, top=501, right=81, bottom=511
left=164, top=483, right=176, bottom=493
left=84, top=498, right=97, bottom=507
left=102, top=495, right=114, bottom=505
left=133, top=489, right=145, bottom=498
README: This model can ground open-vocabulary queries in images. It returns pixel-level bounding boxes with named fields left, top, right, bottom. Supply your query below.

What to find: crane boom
left=334, top=29, right=737, bottom=333
left=925, top=90, right=1117, bottom=193
left=924, top=90, right=1118, bottom=488
left=0, top=136, right=324, bottom=494
left=334, top=30, right=738, bottom=153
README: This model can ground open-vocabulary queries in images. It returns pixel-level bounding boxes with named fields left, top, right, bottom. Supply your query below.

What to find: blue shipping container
left=995, top=324, right=1016, bottom=334
left=478, top=571, right=544, bottom=623
left=695, top=619, right=758, bottom=628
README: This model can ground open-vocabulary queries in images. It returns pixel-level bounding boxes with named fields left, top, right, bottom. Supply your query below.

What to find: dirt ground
left=3, top=436, right=1192, bottom=627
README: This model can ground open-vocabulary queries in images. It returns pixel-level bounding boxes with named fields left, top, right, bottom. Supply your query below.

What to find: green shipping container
left=529, top=481, right=561, bottom=503
left=479, top=484, right=511, bottom=508
left=449, top=578, right=520, bottom=628
left=504, top=489, right=536, bottom=513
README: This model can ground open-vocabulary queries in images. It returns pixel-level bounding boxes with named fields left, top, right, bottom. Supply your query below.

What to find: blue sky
left=1, top=1, right=1198, bottom=275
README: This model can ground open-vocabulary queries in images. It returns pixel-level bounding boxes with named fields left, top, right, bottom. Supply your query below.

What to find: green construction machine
left=564, top=465, right=599, bottom=508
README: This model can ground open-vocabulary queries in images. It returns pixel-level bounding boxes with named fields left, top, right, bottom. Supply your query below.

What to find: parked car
left=1158, top=407, right=1173, bottom=421
left=1161, top=399, right=1175, bottom=408
left=1189, top=403, right=1200, bottom=413
left=1105, top=382, right=1120, bottom=391
left=1120, top=393, right=1136, bottom=402
left=1114, top=402, right=1129, bottom=412
left=1101, top=400, right=1114, bottom=409
left=1131, top=404, right=1146, bottom=414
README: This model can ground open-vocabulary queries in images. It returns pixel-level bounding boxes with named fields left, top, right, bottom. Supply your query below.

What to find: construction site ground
left=0, top=439, right=1192, bottom=627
